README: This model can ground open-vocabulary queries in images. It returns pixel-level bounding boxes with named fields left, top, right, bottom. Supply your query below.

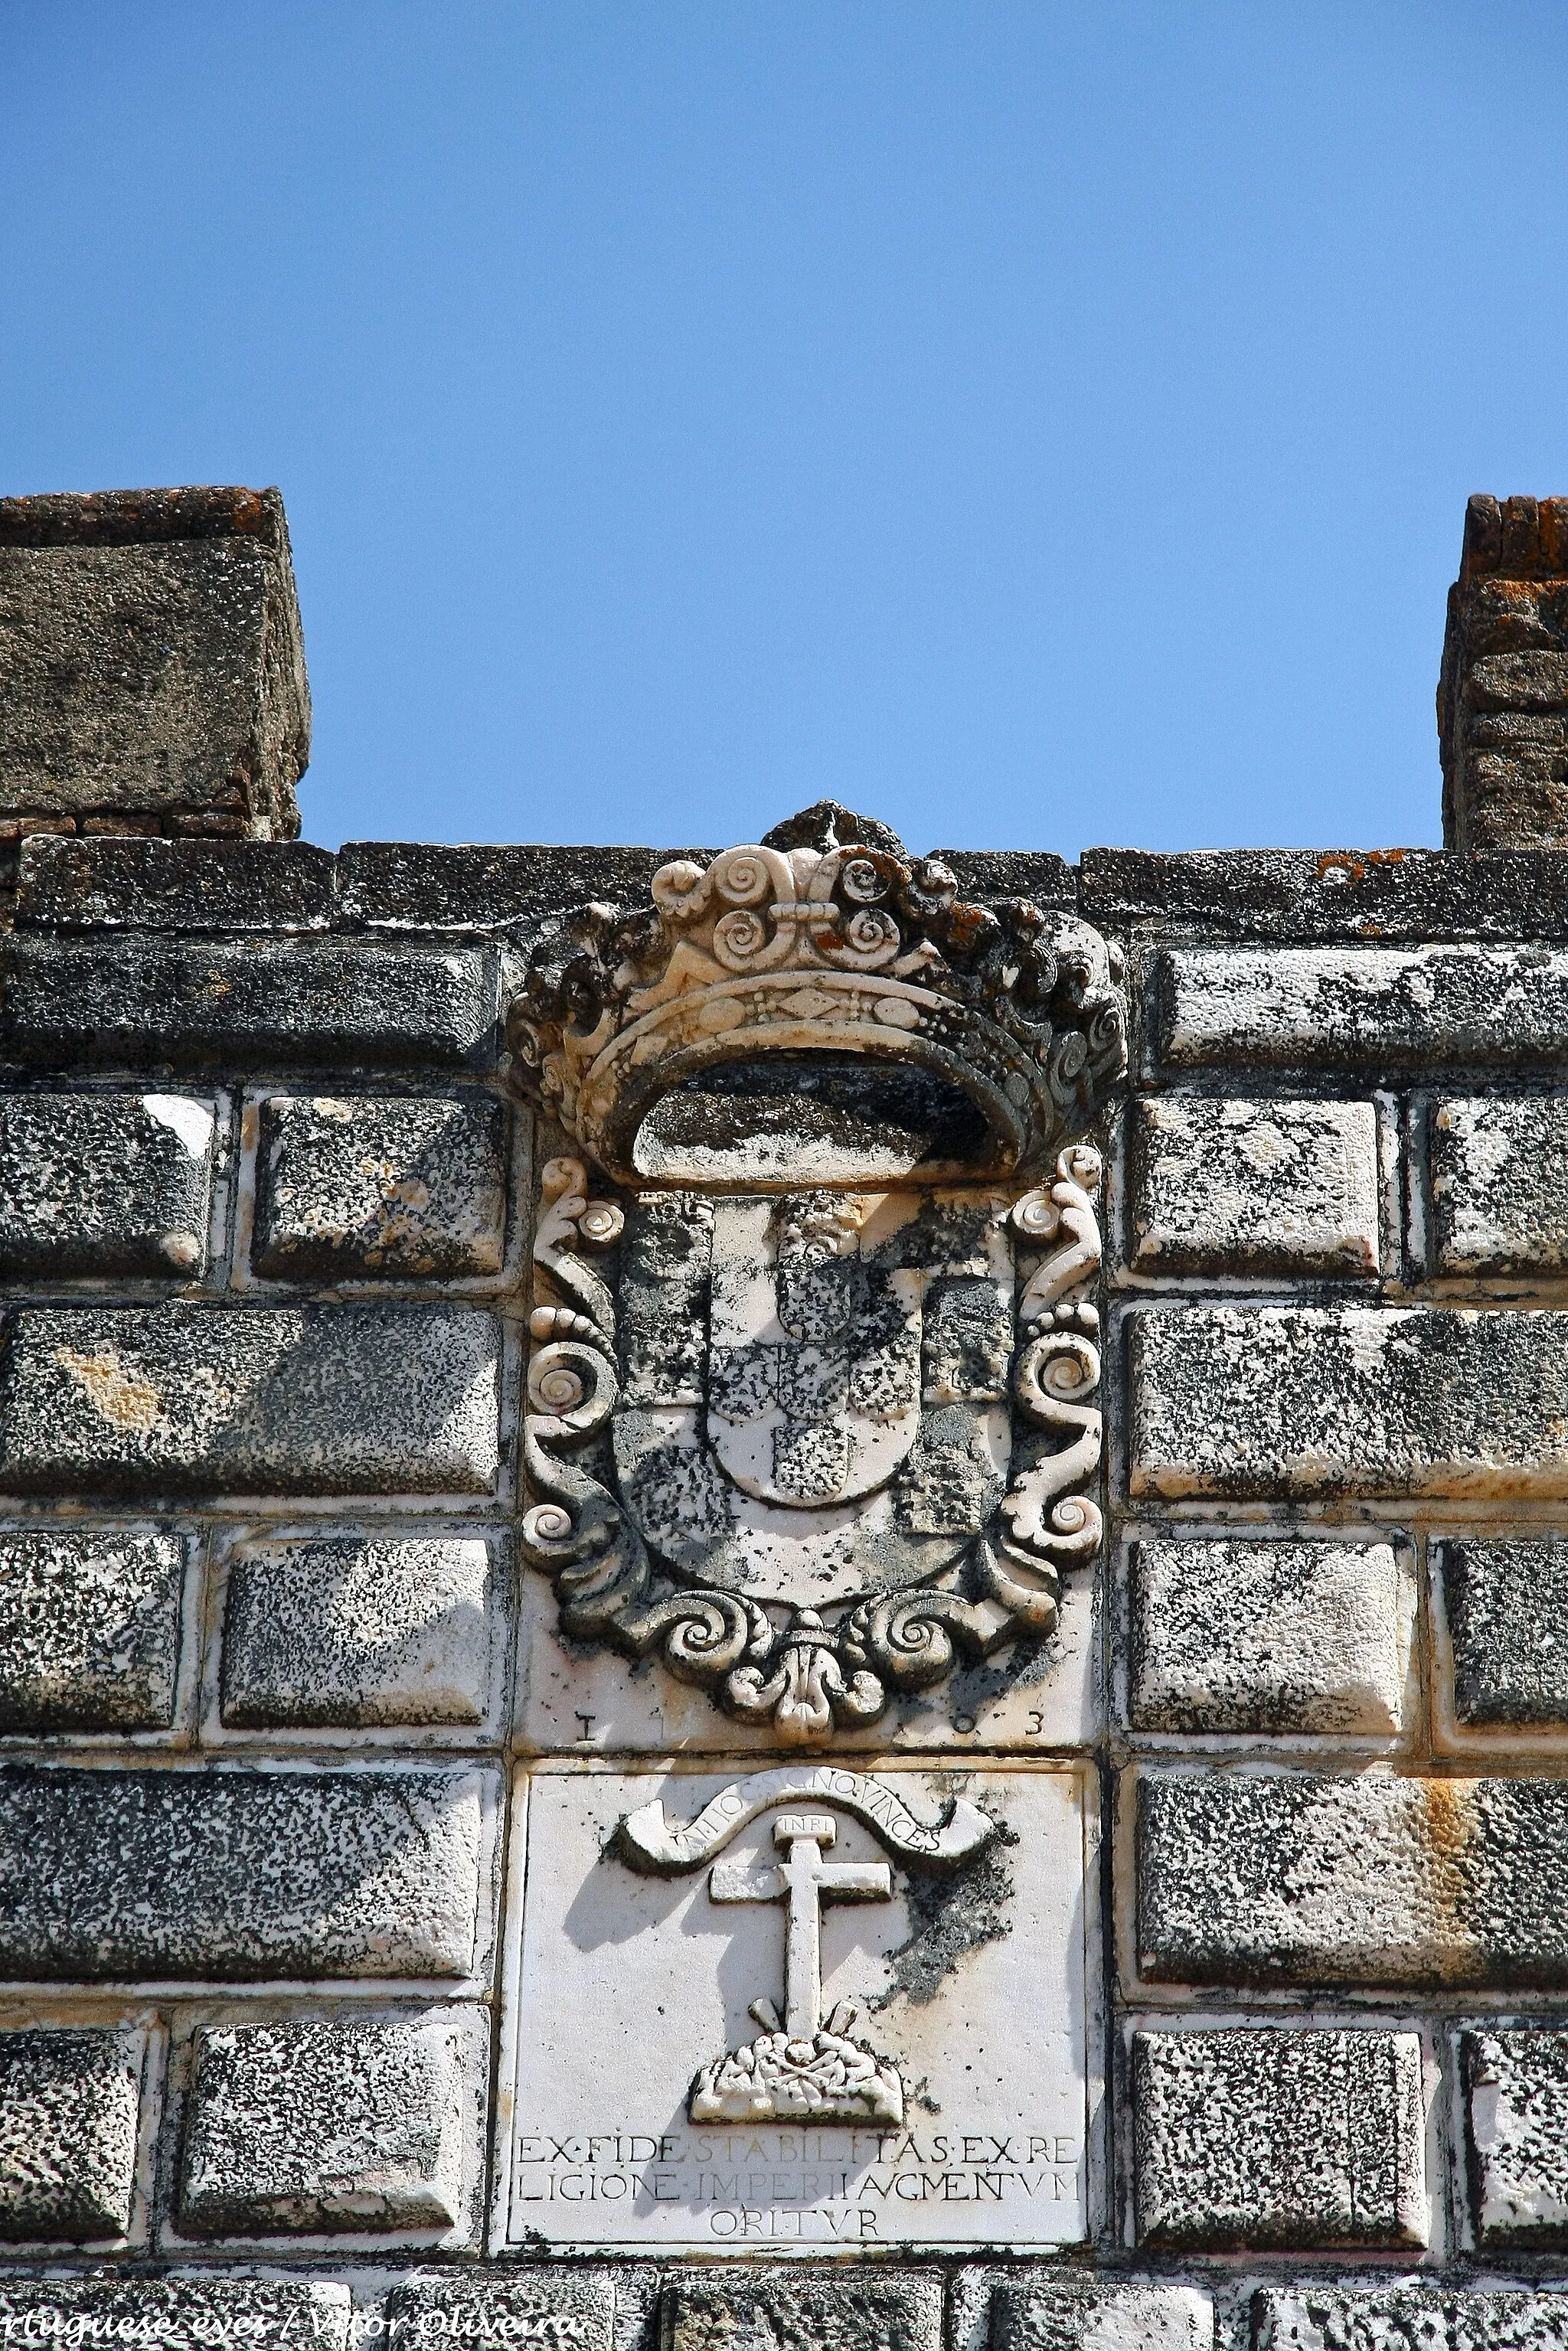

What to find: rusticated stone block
left=0, top=1304, right=499, bottom=1497
left=387, top=2273, right=616, bottom=2351
left=1127, top=1540, right=1407, bottom=1735
left=1463, top=2028, right=1568, bottom=2247
left=17, top=834, right=335, bottom=931
left=0, top=1091, right=214, bottom=1277
left=1430, top=1096, right=1568, bottom=1273
left=2, top=937, right=494, bottom=1067
left=336, top=840, right=713, bottom=933
left=1440, top=1540, right=1568, bottom=1729
left=1129, top=1305, right=1568, bottom=1500
left=1254, top=2289, right=1568, bottom=2349
left=0, top=1763, right=488, bottom=1980
left=0, top=1527, right=185, bottom=1732
left=178, top=2008, right=487, bottom=2237
left=1129, top=1098, right=1380, bottom=1276
left=1138, top=1770, right=1568, bottom=1987
left=1132, top=2027, right=1426, bottom=2250
left=220, top=1536, right=495, bottom=1728
left=1148, top=945, right=1568, bottom=1074
left=0, top=2278, right=350, bottom=2351
left=0, top=485, right=308, bottom=841
left=1080, top=844, right=1568, bottom=942
left=662, top=2276, right=942, bottom=2351
left=0, top=2027, right=142, bottom=2242
left=989, top=2280, right=1214, bottom=2351
left=253, top=1092, right=507, bottom=1280
left=932, top=847, right=1076, bottom=906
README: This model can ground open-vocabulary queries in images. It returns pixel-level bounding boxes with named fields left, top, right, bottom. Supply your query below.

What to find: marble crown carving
left=507, top=807, right=1129, bottom=1742
left=505, top=821, right=1126, bottom=1185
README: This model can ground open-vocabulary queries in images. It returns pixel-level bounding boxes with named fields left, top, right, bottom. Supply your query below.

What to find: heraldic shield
left=612, top=1186, right=1014, bottom=1607
left=507, top=803, right=1126, bottom=1742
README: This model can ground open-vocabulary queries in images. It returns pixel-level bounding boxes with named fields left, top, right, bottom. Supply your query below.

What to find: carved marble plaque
left=495, top=1762, right=1092, bottom=2252
left=505, top=810, right=1125, bottom=1741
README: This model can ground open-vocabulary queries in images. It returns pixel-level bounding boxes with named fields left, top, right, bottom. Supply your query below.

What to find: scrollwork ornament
left=841, top=856, right=887, bottom=904
left=713, top=907, right=772, bottom=966
left=519, top=1130, right=1107, bottom=1741
left=1001, top=1143, right=1106, bottom=1567
left=511, top=815, right=1116, bottom=1740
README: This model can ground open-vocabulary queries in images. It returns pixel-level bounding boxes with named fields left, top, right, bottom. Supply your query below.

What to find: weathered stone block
left=1148, top=945, right=1568, bottom=1073
left=2, top=937, right=495, bottom=1068
left=0, top=1527, right=185, bottom=1732
left=1129, top=1098, right=1380, bottom=1275
left=1429, top=1096, right=1568, bottom=1273
left=1440, top=1540, right=1568, bottom=1729
left=1126, top=1540, right=1407, bottom=1735
left=662, top=2276, right=942, bottom=2351
left=1129, top=1305, right=1568, bottom=1500
left=1254, top=2289, right=1568, bottom=2351
left=16, top=834, right=334, bottom=931
left=252, top=1092, right=507, bottom=1279
left=0, top=1304, right=499, bottom=1497
left=0, top=1090, right=214, bottom=1277
left=989, top=2281, right=1214, bottom=2351
left=0, top=2026, right=142, bottom=2241
left=0, top=2278, right=350, bottom=2351
left=220, top=1536, right=495, bottom=1728
left=178, top=2007, right=486, bottom=2236
left=335, top=841, right=712, bottom=933
left=0, top=1763, right=487, bottom=1980
left=387, top=2272, right=616, bottom=2351
left=1440, top=495, right=1568, bottom=851
left=0, top=486, right=307, bottom=839
left=1138, top=1769, right=1568, bottom=1986
left=933, top=847, right=1077, bottom=907
left=1468, top=652, right=1568, bottom=707
left=1462, top=2028, right=1568, bottom=2247
left=1080, top=844, right=1568, bottom=942
left=1132, top=2027, right=1426, bottom=2250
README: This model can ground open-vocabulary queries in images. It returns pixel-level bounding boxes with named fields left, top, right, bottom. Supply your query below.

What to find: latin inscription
left=501, top=1763, right=1090, bottom=2251
left=513, top=2125, right=1082, bottom=2239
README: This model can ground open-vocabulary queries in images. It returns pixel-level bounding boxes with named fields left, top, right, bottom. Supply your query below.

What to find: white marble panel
left=496, top=1760, right=1089, bottom=2253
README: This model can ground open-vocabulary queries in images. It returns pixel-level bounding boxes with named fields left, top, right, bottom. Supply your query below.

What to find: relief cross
left=709, top=1811, right=893, bottom=2039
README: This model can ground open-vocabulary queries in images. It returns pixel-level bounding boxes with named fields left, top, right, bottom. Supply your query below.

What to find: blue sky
left=3, top=4, right=1566, bottom=858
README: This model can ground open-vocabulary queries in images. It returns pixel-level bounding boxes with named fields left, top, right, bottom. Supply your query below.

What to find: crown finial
left=505, top=818, right=1125, bottom=1186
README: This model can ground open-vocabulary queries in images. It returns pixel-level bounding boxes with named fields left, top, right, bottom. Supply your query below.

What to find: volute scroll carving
left=506, top=826, right=1125, bottom=1187
left=509, top=808, right=1122, bottom=1740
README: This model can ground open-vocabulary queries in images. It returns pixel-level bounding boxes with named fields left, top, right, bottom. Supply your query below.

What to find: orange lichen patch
left=230, top=489, right=269, bottom=537
left=1421, top=1775, right=1484, bottom=1973
left=1315, top=848, right=1411, bottom=885
left=942, top=900, right=993, bottom=954
left=52, top=1347, right=162, bottom=1433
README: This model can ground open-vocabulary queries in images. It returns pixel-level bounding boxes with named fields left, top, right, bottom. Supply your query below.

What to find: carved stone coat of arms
left=505, top=803, right=1125, bottom=1741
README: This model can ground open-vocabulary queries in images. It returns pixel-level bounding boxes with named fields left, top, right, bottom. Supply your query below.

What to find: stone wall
left=3, top=495, right=1568, bottom=2351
